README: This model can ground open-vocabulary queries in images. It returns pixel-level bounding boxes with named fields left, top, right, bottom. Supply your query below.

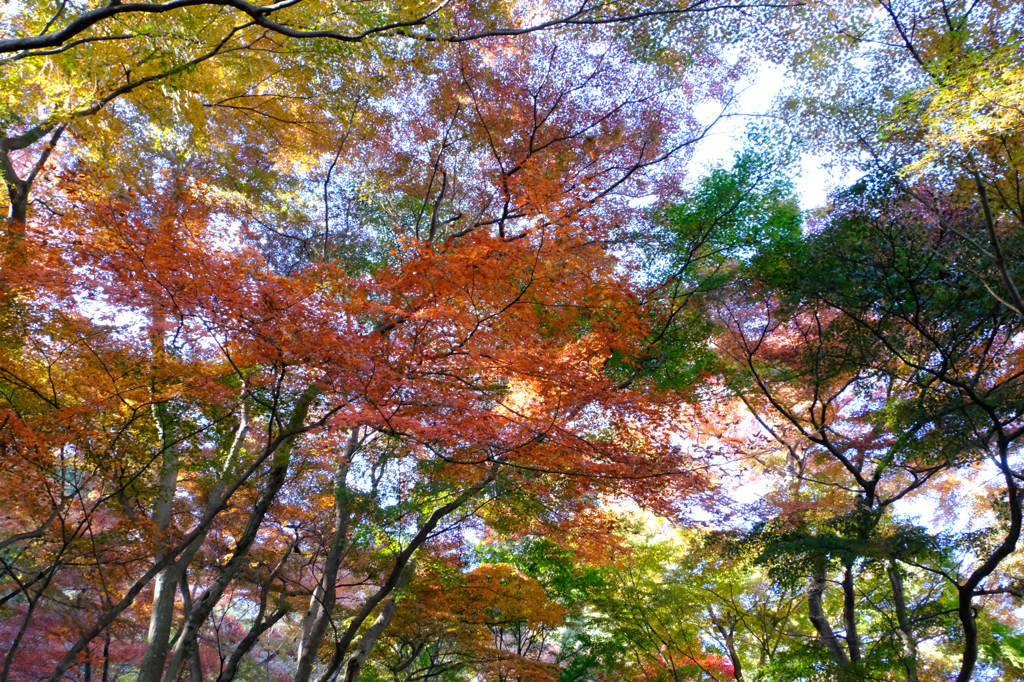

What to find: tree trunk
left=341, top=574, right=410, bottom=682
left=708, top=608, right=743, bottom=682
left=841, top=564, right=861, bottom=664
left=807, top=567, right=850, bottom=671
left=955, top=442, right=1022, bottom=682
left=157, top=389, right=318, bottom=682
left=137, top=566, right=180, bottom=682
left=102, top=632, right=111, bottom=682
left=887, top=562, right=918, bottom=682
left=137, top=396, right=250, bottom=682
left=214, top=608, right=289, bottom=682
left=179, top=573, right=205, bottom=682
left=4, top=176, right=27, bottom=225
left=159, top=462, right=291, bottom=682
left=136, top=343, right=182, bottom=682
left=295, top=429, right=358, bottom=682
left=1, top=124, right=64, bottom=228
left=312, top=468, right=499, bottom=682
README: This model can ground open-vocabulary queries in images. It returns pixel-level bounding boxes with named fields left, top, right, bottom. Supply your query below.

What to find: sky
left=688, top=61, right=859, bottom=211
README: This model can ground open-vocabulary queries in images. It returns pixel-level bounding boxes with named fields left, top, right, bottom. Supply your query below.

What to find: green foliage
left=982, top=619, right=1024, bottom=670
left=614, top=135, right=802, bottom=391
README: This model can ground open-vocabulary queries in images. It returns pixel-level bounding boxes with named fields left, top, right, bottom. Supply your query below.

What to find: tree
left=0, top=0, right=777, bottom=226
left=0, top=2, right=761, bottom=680
left=757, top=5, right=1024, bottom=676
left=712, top=172, right=1024, bottom=681
left=783, top=0, right=1024, bottom=314
left=373, top=559, right=566, bottom=682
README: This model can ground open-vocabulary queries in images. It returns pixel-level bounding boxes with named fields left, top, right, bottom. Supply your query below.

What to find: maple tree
left=0, top=0, right=786, bottom=226
left=372, top=559, right=567, bottom=682
left=609, top=117, right=1023, bottom=680
left=701, top=167, right=1024, bottom=681
left=674, top=2, right=1024, bottom=679
left=0, top=0, right=785, bottom=680
left=784, top=0, right=1024, bottom=315
left=5, top=1, right=1024, bottom=681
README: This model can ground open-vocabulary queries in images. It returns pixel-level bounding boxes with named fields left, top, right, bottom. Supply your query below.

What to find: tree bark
left=4, top=175, right=27, bottom=225
left=887, top=562, right=918, bottom=682
left=841, top=564, right=861, bottom=664
left=137, top=322, right=183, bottom=682
left=179, top=573, right=205, bottom=682
left=159, top=462, right=290, bottom=682
left=312, top=467, right=499, bottom=682
left=708, top=608, right=743, bottom=682
left=341, top=570, right=413, bottom=682
left=157, top=389, right=318, bottom=682
left=955, top=443, right=1022, bottom=682
left=216, top=529, right=293, bottom=682
left=807, top=567, right=850, bottom=671
left=102, top=631, right=111, bottom=682
left=1, top=124, right=64, bottom=228
left=215, top=607, right=289, bottom=682
left=295, top=429, right=359, bottom=682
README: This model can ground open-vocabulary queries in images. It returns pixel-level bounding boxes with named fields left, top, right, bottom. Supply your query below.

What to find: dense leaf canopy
left=1, top=2, right=1023, bottom=682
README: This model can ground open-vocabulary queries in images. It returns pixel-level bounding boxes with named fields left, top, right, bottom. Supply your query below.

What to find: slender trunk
left=45, top=404, right=260, bottom=682
left=708, top=608, right=743, bottom=682
left=137, top=311, right=183, bottom=682
left=295, top=430, right=358, bottom=682
left=160, top=463, right=290, bottom=682
left=138, top=567, right=180, bottom=682
left=138, top=396, right=250, bottom=682
left=841, top=564, right=860, bottom=664
left=102, top=632, right=111, bottom=682
left=216, top=531, right=293, bottom=682
left=341, top=571, right=411, bottom=682
left=956, top=585, right=979, bottom=682
left=313, top=469, right=499, bottom=682
left=887, top=562, right=918, bottom=682
left=956, top=443, right=1022, bottom=682
left=807, top=567, right=850, bottom=671
left=139, top=501, right=182, bottom=680
left=215, top=608, right=289, bottom=682
left=179, top=573, right=205, bottom=682
left=158, top=389, right=318, bottom=682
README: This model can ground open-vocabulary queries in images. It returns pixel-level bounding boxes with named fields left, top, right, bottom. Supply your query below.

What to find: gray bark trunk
left=807, top=568, right=850, bottom=670
left=137, top=337, right=182, bottom=682
left=312, top=468, right=499, bottom=682
left=708, top=608, right=743, bottom=682
left=295, top=429, right=359, bottom=682
left=137, top=398, right=249, bottom=682
left=159, top=464, right=289, bottom=682
left=157, top=389, right=317, bottom=682
left=887, top=562, right=918, bottom=682
left=179, top=573, right=205, bottom=682
left=341, top=588, right=406, bottom=682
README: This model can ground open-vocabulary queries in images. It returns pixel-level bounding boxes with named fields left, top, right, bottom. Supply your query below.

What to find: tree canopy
left=2, top=1, right=1023, bottom=682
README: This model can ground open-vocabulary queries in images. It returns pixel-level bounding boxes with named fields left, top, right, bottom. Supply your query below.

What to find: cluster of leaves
left=0, top=0, right=774, bottom=680
left=3, top=2, right=1024, bottom=682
